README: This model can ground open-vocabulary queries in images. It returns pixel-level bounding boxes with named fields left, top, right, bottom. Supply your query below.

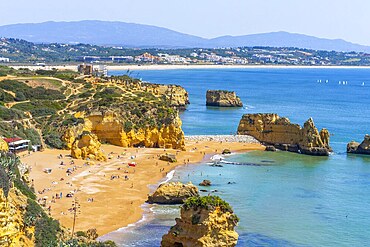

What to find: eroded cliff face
left=206, top=90, right=243, bottom=107
left=237, top=113, right=331, bottom=156
left=0, top=139, right=8, bottom=151
left=65, top=111, right=185, bottom=161
left=148, top=182, right=199, bottom=204
left=85, top=113, right=185, bottom=150
left=0, top=188, right=34, bottom=247
left=347, top=134, right=370, bottom=155
left=70, top=133, right=107, bottom=161
left=161, top=205, right=238, bottom=247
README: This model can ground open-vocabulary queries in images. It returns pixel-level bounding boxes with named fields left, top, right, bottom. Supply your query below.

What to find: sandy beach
left=20, top=138, right=264, bottom=236
left=10, top=64, right=370, bottom=72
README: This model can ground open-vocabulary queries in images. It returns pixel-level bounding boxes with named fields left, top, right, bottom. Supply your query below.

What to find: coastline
left=20, top=137, right=264, bottom=236
left=10, top=64, right=370, bottom=72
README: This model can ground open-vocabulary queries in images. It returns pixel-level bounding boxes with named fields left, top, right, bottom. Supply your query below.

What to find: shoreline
left=98, top=150, right=226, bottom=242
left=10, top=64, right=370, bottom=72
left=20, top=137, right=264, bottom=236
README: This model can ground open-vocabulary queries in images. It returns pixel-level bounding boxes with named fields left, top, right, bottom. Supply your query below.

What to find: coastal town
left=1, top=37, right=370, bottom=66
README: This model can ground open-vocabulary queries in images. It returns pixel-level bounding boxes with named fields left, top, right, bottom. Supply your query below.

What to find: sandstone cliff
left=347, top=134, right=370, bottom=155
left=64, top=111, right=185, bottom=161
left=70, top=133, right=107, bottom=161
left=237, top=113, right=331, bottom=156
left=161, top=196, right=239, bottom=247
left=148, top=182, right=199, bottom=204
left=0, top=188, right=34, bottom=247
left=0, top=138, right=8, bottom=151
left=206, top=90, right=243, bottom=107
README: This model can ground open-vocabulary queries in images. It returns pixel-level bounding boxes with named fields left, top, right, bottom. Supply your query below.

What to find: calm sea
left=101, top=68, right=370, bottom=246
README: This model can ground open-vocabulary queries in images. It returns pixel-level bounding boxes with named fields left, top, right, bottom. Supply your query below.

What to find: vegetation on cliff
left=183, top=196, right=238, bottom=221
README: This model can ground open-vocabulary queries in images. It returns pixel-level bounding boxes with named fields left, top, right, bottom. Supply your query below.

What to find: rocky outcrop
left=161, top=196, right=239, bottom=247
left=347, top=135, right=370, bottom=155
left=237, top=113, right=331, bottom=156
left=147, top=182, right=199, bottom=204
left=0, top=139, right=8, bottom=151
left=0, top=188, right=34, bottom=247
left=206, top=90, right=243, bottom=107
left=71, top=133, right=107, bottom=161
left=199, top=180, right=211, bottom=186
left=159, top=153, right=177, bottom=163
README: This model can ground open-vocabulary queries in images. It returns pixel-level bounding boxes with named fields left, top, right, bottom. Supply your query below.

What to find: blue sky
left=1, top=0, right=369, bottom=45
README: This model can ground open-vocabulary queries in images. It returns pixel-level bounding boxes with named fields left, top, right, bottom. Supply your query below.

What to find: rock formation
left=206, top=90, right=243, bottom=107
left=0, top=138, right=8, bottom=151
left=159, top=153, right=177, bottom=163
left=147, top=182, right=199, bottom=204
left=71, top=133, right=107, bottom=161
left=347, top=134, right=370, bottom=155
left=199, top=180, right=211, bottom=186
left=161, top=196, right=239, bottom=247
left=0, top=188, right=34, bottom=247
left=237, top=113, right=331, bottom=156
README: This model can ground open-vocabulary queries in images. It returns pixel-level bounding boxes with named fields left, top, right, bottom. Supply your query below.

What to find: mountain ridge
left=0, top=20, right=369, bottom=52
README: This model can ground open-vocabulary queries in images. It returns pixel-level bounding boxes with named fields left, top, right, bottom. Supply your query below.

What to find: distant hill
left=0, top=20, right=369, bottom=52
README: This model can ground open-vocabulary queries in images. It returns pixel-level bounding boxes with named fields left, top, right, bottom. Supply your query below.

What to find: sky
left=1, top=0, right=369, bottom=45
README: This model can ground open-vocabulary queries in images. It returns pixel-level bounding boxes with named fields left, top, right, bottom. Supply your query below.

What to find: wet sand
left=20, top=140, right=264, bottom=236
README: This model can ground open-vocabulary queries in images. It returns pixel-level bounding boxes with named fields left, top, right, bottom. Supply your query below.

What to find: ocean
left=101, top=68, right=370, bottom=246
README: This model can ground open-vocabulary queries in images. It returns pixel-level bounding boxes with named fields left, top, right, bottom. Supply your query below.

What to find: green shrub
left=183, top=196, right=235, bottom=215
left=0, top=80, right=65, bottom=100
left=44, top=131, right=65, bottom=149
left=76, top=231, right=87, bottom=238
left=0, top=106, right=25, bottom=120
left=0, top=89, right=15, bottom=102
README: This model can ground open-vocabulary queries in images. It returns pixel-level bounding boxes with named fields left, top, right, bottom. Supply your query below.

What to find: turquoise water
left=102, top=68, right=370, bottom=246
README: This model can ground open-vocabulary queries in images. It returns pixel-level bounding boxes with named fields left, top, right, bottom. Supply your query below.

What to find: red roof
left=3, top=137, right=22, bottom=143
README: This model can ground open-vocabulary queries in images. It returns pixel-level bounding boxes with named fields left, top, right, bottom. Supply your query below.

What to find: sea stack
left=161, top=196, right=239, bottom=247
left=347, top=134, right=370, bottom=155
left=206, top=90, right=243, bottom=107
left=237, top=113, right=331, bottom=156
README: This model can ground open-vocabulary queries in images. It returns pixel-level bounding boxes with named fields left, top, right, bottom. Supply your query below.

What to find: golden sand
left=20, top=140, right=264, bottom=236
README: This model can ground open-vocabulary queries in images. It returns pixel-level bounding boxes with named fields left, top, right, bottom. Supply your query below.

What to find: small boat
left=362, top=82, right=365, bottom=86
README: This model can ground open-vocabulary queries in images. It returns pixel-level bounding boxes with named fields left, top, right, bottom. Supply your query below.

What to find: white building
left=0, top=57, right=10, bottom=62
